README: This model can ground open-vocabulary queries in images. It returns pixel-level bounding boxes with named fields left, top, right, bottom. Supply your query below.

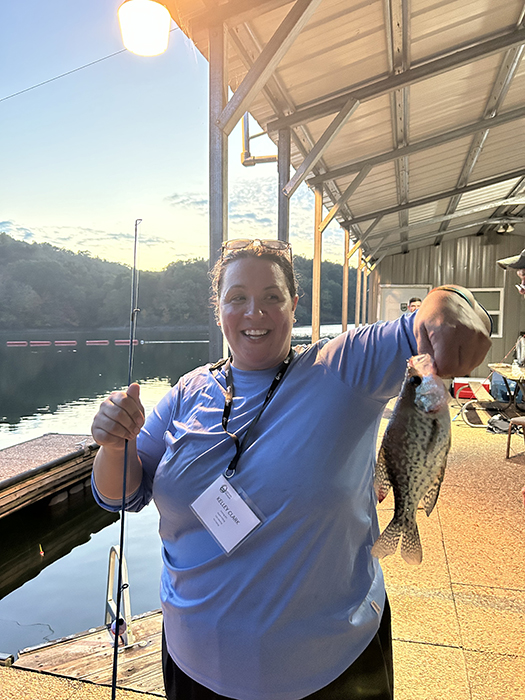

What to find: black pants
left=162, top=599, right=393, bottom=700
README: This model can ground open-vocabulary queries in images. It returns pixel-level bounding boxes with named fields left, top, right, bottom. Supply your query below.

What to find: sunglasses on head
left=221, top=239, right=292, bottom=262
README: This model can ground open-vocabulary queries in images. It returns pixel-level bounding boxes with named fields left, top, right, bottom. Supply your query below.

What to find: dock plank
left=0, top=433, right=99, bottom=518
left=15, top=610, right=165, bottom=696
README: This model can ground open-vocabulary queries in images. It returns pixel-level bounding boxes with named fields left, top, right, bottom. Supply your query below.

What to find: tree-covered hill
left=0, top=232, right=356, bottom=330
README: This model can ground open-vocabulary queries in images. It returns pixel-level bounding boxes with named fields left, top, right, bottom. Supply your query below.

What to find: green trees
left=293, top=256, right=356, bottom=326
left=0, top=233, right=356, bottom=330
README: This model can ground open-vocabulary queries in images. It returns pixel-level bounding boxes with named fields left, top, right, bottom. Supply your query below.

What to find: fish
left=371, top=354, right=451, bottom=565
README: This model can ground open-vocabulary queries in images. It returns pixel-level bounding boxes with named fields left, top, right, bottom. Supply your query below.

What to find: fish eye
left=409, top=375, right=422, bottom=386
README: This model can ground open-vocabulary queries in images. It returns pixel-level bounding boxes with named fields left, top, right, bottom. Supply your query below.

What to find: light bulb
left=118, top=0, right=171, bottom=57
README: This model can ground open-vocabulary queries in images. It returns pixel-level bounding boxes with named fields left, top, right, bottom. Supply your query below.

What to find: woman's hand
left=91, top=382, right=145, bottom=451
left=91, top=383, right=145, bottom=500
left=414, top=286, right=492, bottom=378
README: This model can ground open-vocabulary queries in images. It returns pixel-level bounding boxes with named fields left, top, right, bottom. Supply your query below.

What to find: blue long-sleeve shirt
left=93, top=315, right=417, bottom=700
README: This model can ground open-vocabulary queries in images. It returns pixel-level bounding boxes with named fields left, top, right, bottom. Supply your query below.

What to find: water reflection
left=0, top=329, right=208, bottom=424
left=0, top=330, right=209, bottom=654
left=0, top=486, right=118, bottom=600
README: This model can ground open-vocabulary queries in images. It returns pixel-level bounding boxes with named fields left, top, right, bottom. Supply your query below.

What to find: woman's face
left=219, top=256, right=298, bottom=371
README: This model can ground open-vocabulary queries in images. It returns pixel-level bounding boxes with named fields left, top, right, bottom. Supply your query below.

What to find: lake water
left=0, top=324, right=345, bottom=658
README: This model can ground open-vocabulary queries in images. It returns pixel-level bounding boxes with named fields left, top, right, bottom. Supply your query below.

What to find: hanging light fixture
left=118, top=0, right=171, bottom=56
left=497, top=223, right=516, bottom=233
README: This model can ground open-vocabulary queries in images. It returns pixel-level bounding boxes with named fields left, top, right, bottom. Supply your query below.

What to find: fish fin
left=422, top=478, right=442, bottom=516
left=400, top=522, right=423, bottom=565
left=371, top=519, right=401, bottom=559
left=422, top=433, right=450, bottom=516
left=374, top=448, right=392, bottom=502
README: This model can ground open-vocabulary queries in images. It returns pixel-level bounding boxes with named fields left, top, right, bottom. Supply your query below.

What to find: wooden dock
left=14, top=610, right=165, bottom=696
left=0, top=433, right=99, bottom=519
left=0, top=486, right=118, bottom=600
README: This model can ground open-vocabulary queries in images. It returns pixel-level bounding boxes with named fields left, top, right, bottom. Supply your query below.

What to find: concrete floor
left=0, top=665, right=162, bottom=700
left=2, top=404, right=524, bottom=699
left=378, top=402, right=525, bottom=700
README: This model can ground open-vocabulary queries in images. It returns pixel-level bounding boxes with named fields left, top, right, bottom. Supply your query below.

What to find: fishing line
left=111, top=218, right=141, bottom=699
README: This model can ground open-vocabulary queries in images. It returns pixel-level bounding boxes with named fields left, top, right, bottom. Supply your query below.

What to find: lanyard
left=221, top=348, right=294, bottom=478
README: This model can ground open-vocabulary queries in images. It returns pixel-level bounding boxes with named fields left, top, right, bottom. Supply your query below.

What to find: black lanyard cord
left=221, top=348, right=294, bottom=478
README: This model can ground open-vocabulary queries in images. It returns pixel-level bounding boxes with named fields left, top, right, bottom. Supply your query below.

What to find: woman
left=91, top=239, right=491, bottom=700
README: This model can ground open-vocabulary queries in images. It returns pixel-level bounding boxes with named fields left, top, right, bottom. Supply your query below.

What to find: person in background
left=497, top=250, right=525, bottom=506
left=407, top=297, right=422, bottom=313
left=497, top=248, right=525, bottom=294
left=91, top=239, right=491, bottom=700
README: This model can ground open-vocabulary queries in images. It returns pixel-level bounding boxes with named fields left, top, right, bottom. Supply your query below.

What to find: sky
left=1, top=0, right=345, bottom=271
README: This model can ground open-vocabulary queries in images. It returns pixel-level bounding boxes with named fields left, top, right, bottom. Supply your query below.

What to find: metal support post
left=278, top=128, right=291, bottom=242
left=312, top=186, right=323, bottom=342
left=342, top=228, right=349, bottom=332
left=208, top=24, right=229, bottom=362
left=361, top=265, right=368, bottom=325
left=355, top=248, right=362, bottom=326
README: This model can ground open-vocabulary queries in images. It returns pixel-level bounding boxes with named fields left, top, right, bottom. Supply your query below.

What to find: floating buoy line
left=6, top=339, right=139, bottom=348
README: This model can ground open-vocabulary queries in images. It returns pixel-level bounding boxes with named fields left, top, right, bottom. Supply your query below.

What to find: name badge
left=190, top=475, right=262, bottom=554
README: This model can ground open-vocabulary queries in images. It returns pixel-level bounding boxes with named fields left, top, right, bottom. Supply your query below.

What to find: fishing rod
left=111, top=218, right=142, bottom=699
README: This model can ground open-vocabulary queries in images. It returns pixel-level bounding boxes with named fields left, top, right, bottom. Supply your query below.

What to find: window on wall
left=469, top=288, right=503, bottom=338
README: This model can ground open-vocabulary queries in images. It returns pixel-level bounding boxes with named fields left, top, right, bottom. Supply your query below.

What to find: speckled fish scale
left=371, top=354, right=451, bottom=565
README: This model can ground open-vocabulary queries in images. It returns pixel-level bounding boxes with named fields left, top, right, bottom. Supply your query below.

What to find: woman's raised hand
left=414, top=286, right=492, bottom=378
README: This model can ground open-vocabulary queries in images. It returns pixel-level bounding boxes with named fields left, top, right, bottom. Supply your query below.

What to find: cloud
left=165, top=175, right=324, bottom=238
left=2, top=174, right=350, bottom=272
left=0, top=221, right=35, bottom=242
left=0, top=217, right=212, bottom=271
left=165, top=193, right=208, bottom=215
left=165, top=174, right=349, bottom=262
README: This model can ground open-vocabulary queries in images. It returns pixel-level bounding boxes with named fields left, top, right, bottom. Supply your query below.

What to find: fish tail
left=371, top=519, right=402, bottom=559
left=400, top=521, right=423, bottom=565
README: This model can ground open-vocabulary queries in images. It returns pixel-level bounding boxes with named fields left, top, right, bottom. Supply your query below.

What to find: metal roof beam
left=228, top=12, right=364, bottom=235
left=385, top=0, right=411, bottom=253
left=216, top=0, right=322, bottom=136
left=341, top=168, right=525, bottom=227
left=433, top=16, right=525, bottom=245
left=319, top=165, right=372, bottom=233
left=183, top=0, right=297, bottom=34
left=283, top=97, right=360, bottom=198
left=363, top=238, right=386, bottom=265
left=347, top=217, right=382, bottom=258
left=266, top=26, right=525, bottom=132
left=308, top=105, right=525, bottom=186
left=478, top=177, right=525, bottom=234
left=379, top=218, right=525, bottom=253
left=364, top=197, right=525, bottom=242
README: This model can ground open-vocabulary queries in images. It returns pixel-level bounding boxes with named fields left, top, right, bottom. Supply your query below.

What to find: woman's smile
left=242, top=329, right=270, bottom=338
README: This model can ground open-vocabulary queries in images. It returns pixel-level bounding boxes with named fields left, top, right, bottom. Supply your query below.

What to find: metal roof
left=164, top=0, right=525, bottom=262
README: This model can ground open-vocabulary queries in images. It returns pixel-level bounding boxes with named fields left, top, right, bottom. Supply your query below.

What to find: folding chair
left=460, top=379, right=497, bottom=428
left=506, top=416, right=525, bottom=458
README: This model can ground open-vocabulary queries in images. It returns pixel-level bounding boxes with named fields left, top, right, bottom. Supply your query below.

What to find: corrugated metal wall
left=370, top=235, right=525, bottom=377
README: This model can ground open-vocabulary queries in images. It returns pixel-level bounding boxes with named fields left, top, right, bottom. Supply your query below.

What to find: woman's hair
left=210, top=248, right=298, bottom=318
